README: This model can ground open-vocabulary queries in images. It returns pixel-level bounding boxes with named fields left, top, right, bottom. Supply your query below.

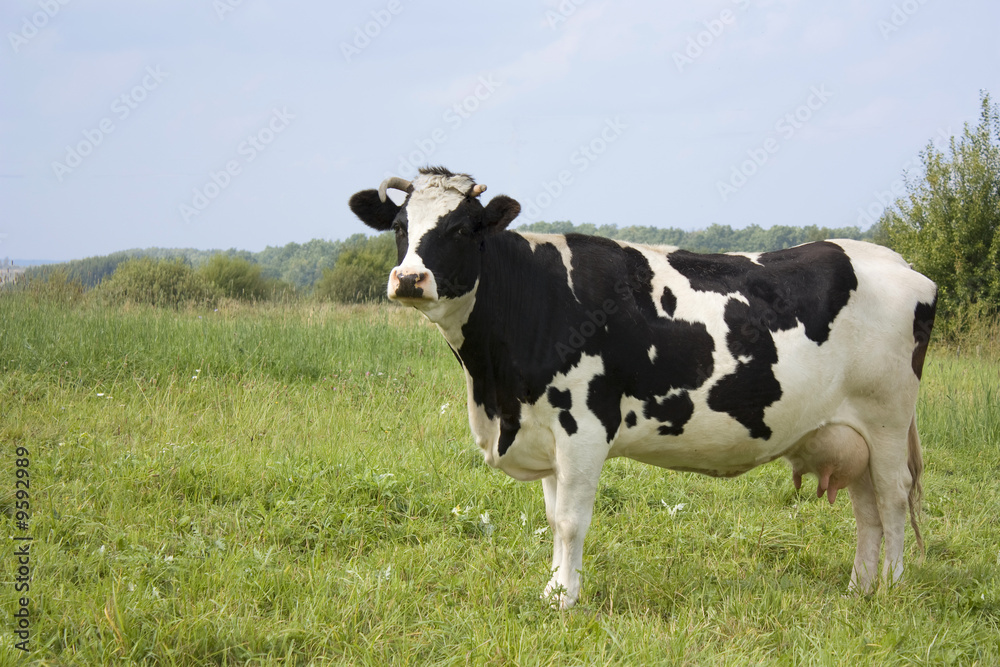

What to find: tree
left=878, top=91, right=1000, bottom=320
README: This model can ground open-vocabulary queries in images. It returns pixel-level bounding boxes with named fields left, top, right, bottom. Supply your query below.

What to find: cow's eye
left=392, top=221, right=406, bottom=235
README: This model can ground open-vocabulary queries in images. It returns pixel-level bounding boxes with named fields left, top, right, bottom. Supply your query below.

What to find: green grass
left=1, top=294, right=998, bottom=665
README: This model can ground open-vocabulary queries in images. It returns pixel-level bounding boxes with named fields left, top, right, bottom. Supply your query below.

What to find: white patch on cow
left=518, top=232, right=577, bottom=300
left=647, top=345, right=657, bottom=363
left=736, top=354, right=752, bottom=365
left=429, top=279, right=478, bottom=349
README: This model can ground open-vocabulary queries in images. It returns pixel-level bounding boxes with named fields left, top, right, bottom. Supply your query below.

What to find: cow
left=349, top=166, right=937, bottom=609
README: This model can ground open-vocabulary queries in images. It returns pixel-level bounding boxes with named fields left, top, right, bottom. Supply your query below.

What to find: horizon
left=5, top=217, right=875, bottom=267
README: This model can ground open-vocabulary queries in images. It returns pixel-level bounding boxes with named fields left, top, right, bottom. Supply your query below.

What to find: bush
left=199, top=255, right=273, bottom=300
left=315, top=234, right=396, bottom=304
left=98, top=257, right=220, bottom=307
left=11, top=269, right=85, bottom=304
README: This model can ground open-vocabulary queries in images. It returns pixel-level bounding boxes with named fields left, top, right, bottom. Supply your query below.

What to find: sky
left=1, top=0, right=998, bottom=262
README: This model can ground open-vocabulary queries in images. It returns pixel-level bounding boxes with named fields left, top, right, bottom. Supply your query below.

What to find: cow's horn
left=378, top=177, right=414, bottom=203
left=471, top=184, right=487, bottom=196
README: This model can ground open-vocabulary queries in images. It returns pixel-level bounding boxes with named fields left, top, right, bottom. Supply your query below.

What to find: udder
left=784, top=424, right=869, bottom=505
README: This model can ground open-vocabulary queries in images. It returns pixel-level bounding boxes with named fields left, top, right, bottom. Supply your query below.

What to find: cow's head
left=349, top=167, right=520, bottom=318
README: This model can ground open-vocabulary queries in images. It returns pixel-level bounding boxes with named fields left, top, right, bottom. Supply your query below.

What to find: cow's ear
left=482, top=195, right=520, bottom=232
left=349, top=189, right=400, bottom=231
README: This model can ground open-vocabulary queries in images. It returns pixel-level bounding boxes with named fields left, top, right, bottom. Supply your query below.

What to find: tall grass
left=1, top=292, right=998, bottom=665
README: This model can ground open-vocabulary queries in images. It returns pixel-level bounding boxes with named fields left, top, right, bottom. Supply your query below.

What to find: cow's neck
left=447, top=231, right=564, bottom=415
left=420, top=282, right=479, bottom=350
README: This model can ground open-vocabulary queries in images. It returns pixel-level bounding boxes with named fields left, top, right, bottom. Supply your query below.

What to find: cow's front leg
left=541, top=449, right=605, bottom=609
left=541, top=475, right=563, bottom=575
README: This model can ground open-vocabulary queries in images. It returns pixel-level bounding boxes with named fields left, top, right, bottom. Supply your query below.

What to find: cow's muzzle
left=388, top=267, right=432, bottom=301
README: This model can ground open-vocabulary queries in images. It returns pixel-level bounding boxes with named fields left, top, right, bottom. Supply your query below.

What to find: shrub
left=99, top=257, right=220, bottom=307
left=199, top=255, right=272, bottom=301
left=11, top=269, right=85, bottom=304
left=315, top=234, right=396, bottom=304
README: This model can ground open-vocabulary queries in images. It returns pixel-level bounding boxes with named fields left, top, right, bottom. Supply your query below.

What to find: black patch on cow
left=667, top=242, right=858, bottom=344
left=566, top=236, right=715, bottom=442
left=708, top=298, right=783, bottom=439
left=912, top=297, right=937, bottom=379
left=498, top=410, right=521, bottom=457
left=668, top=242, right=858, bottom=439
left=586, top=372, right=622, bottom=442
left=547, top=387, right=572, bottom=410
left=558, top=411, right=578, bottom=436
left=644, top=393, right=695, bottom=436
left=660, top=287, right=677, bottom=317
left=624, top=411, right=637, bottom=428
left=454, top=232, right=715, bottom=454
left=548, top=387, right=578, bottom=435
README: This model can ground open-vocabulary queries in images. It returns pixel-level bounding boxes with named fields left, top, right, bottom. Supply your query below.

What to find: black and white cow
left=349, top=167, right=937, bottom=609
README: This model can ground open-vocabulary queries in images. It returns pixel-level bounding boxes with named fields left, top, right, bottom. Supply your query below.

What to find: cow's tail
left=908, top=292, right=935, bottom=555
left=907, top=415, right=924, bottom=554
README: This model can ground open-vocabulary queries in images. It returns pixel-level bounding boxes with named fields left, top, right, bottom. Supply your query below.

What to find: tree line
left=13, top=91, right=997, bottom=327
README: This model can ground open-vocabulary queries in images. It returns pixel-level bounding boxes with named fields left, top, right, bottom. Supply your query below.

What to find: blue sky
left=2, top=0, right=998, bottom=261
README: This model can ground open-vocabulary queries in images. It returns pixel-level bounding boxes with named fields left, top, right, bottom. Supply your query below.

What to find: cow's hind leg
left=865, top=424, right=915, bottom=588
left=847, top=466, right=882, bottom=593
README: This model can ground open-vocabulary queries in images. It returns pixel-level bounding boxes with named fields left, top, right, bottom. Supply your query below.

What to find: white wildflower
left=534, top=526, right=548, bottom=536
left=661, top=500, right=686, bottom=517
left=479, top=511, right=490, bottom=524
left=440, top=402, right=450, bottom=415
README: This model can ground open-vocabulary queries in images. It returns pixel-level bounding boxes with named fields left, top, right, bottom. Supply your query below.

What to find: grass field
left=1, top=294, right=998, bottom=665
